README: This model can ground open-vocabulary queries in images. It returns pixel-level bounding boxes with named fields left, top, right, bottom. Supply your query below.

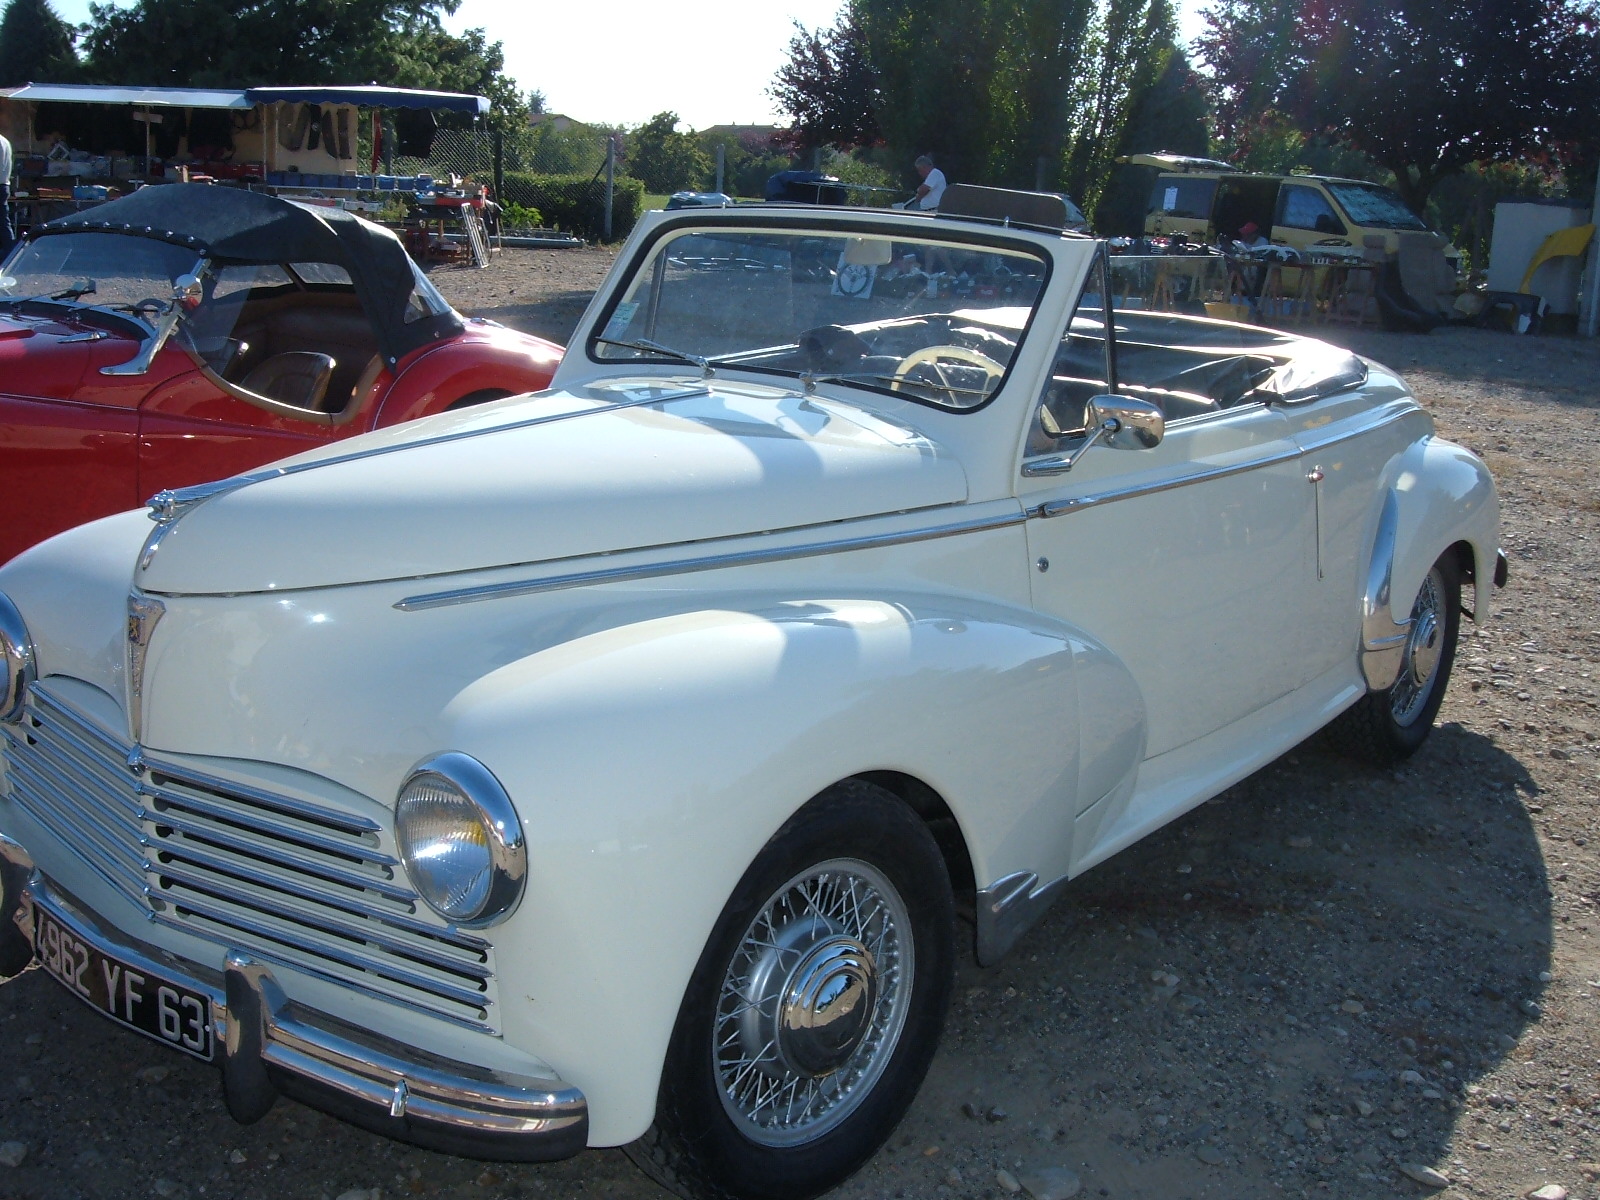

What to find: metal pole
left=715, top=143, right=725, bottom=194
left=493, top=127, right=504, bottom=202
left=1583, top=163, right=1600, bottom=338
left=604, top=135, right=615, bottom=242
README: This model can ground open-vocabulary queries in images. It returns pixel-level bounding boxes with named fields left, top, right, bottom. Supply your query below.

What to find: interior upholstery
left=226, top=293, right=380, bottom=412
left=238, top=352, right=338, bottom=412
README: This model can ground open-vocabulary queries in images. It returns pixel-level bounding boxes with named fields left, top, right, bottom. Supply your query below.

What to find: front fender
left=1363, top=435, right=1499, bottom=689
left=440, top=591, right=1087, bottom=1143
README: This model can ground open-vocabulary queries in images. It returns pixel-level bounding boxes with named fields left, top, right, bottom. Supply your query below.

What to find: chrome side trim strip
left=1035, top=445, right=1303, bottom=518
left=1032, top=407, right=1415, bottom=520
left=395, top=506, right=1028, bottom=611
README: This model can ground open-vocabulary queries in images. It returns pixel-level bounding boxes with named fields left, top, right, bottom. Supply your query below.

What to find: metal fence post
left=716, top=143, right=725, bottom=194
left=493, top=127, right=504, bottom=203
left=604, top=135, right=616, bottom=242
left=1583, top=164, right=1600, bottom=338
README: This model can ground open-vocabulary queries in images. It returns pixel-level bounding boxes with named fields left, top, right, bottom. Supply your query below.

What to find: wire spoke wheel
left=713, top=858, right=913, bottom=1147
left=1391, top=565, right=1446, bottom=727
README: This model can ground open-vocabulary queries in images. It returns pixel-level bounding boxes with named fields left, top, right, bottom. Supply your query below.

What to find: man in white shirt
left=0, top=133, right=13, bottom=257
left=914, top=155, right=946, bottom=210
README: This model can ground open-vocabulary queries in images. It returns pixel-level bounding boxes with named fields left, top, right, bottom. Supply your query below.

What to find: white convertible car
left=0, top=187, right=1503, bottom=1199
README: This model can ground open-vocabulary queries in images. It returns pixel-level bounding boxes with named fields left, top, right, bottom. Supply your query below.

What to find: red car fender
left=372, top=326, right=563, bottom=428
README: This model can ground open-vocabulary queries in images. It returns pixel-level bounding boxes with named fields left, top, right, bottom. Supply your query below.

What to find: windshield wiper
left=799, top=369, right=997, bottom=401
left=52, top=279, right=97, bottom=301
left=592, top=335, right=732, bottom=372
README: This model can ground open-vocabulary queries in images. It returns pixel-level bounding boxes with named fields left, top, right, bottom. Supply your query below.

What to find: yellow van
left=1125, top=153, right=1460, bottom=265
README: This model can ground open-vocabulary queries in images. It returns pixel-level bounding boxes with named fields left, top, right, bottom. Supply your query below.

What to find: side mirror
left=172, top=272, right=203, bottom=308
left=1089, top=394, right=1164, bottom=450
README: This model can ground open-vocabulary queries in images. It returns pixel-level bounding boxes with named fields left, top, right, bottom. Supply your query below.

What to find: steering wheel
left=889, top=344, right=1006, bottom=394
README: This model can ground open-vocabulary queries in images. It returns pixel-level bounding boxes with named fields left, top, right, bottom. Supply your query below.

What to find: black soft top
left=38, top=184, right=464, bottom=365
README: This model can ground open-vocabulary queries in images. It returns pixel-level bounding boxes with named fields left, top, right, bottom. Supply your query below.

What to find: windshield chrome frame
left=584, top=211, right=1057, bottom=416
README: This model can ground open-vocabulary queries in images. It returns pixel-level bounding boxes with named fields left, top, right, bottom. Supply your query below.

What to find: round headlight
left=395, top=753, right=525, bottom=927
left=0, top=593, right=35, bottom=725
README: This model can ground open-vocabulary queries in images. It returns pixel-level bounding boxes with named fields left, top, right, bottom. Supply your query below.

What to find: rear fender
left=1362, top=436, right=1499, bottom=689
left=373, top=334, right=561, bottom=426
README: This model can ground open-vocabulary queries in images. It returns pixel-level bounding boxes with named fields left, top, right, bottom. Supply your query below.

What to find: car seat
left=237, top=352, right=337, bottom=412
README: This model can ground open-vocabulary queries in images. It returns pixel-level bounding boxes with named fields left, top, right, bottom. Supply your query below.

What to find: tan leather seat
left=238, top=352, right=337, bottom=412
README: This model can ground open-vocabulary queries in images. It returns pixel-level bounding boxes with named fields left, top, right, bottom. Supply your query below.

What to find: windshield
left=0, top=232, right=203, bottom=314
left=591, top=225, right=1049, bottom=411
left=1325, top=182, right=1429, bottom=232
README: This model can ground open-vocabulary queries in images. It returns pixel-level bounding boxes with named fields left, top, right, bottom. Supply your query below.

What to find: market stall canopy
left=0, top=83, right=253, bottom=109
left=0, top=83, right=490, bottom=114
left=245, top=86, right=489, bottom=115
left=39, top=184, right=465, bottom=364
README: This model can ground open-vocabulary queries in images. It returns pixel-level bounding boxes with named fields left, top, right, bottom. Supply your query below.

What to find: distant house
left=529, top=113, right=582, bottom=132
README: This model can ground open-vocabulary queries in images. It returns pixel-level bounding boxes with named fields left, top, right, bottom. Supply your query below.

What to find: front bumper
left=0, top=833, right=589, bottom=1162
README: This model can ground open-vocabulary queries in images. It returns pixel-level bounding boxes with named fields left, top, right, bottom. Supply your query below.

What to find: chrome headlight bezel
left=394, top=752, right=525, bottom=928
left=0, top=593, right=35, bottom=725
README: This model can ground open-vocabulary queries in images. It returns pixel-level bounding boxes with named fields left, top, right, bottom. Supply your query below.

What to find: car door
left=1019, top=252, right=1320, bottom=762
left=135, top=265, right=370, bottom=495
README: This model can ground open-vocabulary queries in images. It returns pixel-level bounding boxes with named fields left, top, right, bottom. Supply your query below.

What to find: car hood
left=135, top=376, right=968, bottom=596
left=0, top=306, right=150, bottom=400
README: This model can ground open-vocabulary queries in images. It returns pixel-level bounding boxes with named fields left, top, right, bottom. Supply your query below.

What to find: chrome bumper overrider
left=0, top=834, right=588, bottom=1161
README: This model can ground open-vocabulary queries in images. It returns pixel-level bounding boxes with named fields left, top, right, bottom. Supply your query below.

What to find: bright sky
left=46, top=0, right=1212, bottom=130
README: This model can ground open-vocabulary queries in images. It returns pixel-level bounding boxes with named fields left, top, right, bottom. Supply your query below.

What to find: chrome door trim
left=1028, top=406, right=1413, bottom=520
left=1032, top=445, right=1304, bottom=519
left=395, top=506, right=1028, bottom=611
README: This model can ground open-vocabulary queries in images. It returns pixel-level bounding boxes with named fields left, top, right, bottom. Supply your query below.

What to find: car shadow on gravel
left=884, top=723, right=1551, bottom=1200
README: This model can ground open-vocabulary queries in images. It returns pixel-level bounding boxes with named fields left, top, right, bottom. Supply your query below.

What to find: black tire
left=626, top=780, right=954, bottom=1200
left=1329, top=551, right=1461, bottom=764
left=445, top=388, right=513, bottom=411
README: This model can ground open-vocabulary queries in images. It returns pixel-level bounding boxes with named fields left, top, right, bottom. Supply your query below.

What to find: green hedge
left=499, top=171, right=644, bottom=242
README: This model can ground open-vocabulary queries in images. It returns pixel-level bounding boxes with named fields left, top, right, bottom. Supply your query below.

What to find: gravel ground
left=3, top=249, right=1599, bottom=1200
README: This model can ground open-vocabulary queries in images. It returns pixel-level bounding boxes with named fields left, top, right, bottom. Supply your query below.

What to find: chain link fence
left=382, top=125, right=639, bottom=242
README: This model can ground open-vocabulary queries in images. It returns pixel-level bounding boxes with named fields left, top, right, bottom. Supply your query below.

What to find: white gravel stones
left=1287, top=835, right=1313, bottom=848
left=1353, top=1100, right=1374, bottom=1116
left=1018, top=1166, right=1082, bottom=1200
left=134, top=1065, right=170, bottom=1084
left=996, top=1167, right=1023, bottom=1193
left=1151, top=971, right=1180, bottom=988
left=334, top=1190, right=382, bottom=1200
left=1340, top=999, right=1365, bottom=1014
left=1400, top=1069, right=1426, bottom=1086
left=227, top=1149, right=247, bottom=1165
left=1526, top=1186, right=1568, bottom=1200
left=1398, top=1163, right=1451, bottom=1188
left=0, top=1141, right=28, bottom=1168
left=1391, top=1126, right=1410, bottom=1140
left=1196, top=1145, right=1224, bottom=1165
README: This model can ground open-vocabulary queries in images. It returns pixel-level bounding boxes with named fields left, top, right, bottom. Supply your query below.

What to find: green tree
left=0, top=0, right=78, bottom=87
left=770, top=13, right=879, bottom=150
left=81, top=0, right=528, bottom=128
left=1197, top=0, right=1598, bottom=210
left=772, top=0, right=1179, bottom=205
left=1092, top=40, right=1210, bottom=233
left=625, top=111, right=710, bottom=193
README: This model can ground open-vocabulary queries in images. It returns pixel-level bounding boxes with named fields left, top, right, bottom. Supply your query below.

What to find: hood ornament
left=126, top=592, right=166, bottom=743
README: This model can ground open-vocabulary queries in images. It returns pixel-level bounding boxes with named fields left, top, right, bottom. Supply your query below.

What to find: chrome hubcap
left=1391, top=566, right=1445, bottom=726
left=715, top=859, right=911, bottom=1147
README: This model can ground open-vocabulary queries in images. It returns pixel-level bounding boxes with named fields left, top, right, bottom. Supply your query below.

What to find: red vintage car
left=0, top=184, right=562, bottom=565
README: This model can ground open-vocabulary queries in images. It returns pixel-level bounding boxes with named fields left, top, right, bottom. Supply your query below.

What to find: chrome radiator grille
left=0, top=682, right=495, bottom=1029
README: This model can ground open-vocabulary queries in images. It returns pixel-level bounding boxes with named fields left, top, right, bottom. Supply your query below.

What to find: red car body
left=0, top=186, right=562, bottom=566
